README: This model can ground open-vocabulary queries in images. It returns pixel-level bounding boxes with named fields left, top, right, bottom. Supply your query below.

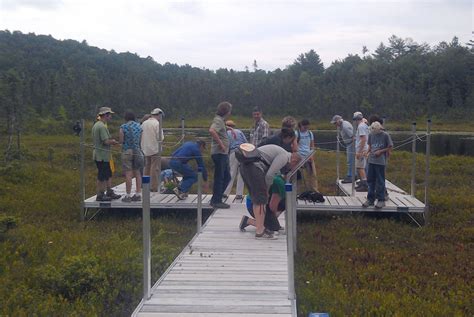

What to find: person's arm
left=357, top=135, right=367, bottom=159
left=119, top=128, right=124, bottom=145
left=100, top=126, right=118, bottom=145
left=209, top=128, right=226, bottom=152
left=262, top=122, right=270, bottom=140
left=265, top=154, right=289, bottom=188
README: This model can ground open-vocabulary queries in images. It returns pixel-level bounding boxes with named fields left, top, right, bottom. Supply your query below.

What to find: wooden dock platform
left=83, top=179, right=425, bottom=214
left=132, top=205, right=295, bottom=317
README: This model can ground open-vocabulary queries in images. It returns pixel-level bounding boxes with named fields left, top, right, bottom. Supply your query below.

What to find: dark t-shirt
left=368, top=131, right=393, bottom=165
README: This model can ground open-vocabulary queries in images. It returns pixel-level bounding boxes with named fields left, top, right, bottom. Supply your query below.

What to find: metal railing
left=285, top=149, right=316, bottom=302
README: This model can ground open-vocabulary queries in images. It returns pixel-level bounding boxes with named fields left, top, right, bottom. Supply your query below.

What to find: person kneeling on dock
left=237, top=143, right=301, bottom=239
left=240, top=174, right=286, bottom=235
left=169, top=139, right=208, bottom=200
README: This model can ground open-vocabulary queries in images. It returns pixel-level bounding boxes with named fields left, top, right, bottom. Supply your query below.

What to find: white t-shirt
left=141, top=117, right=164, bottom=156
left=355, top=122, right=369, bottom=152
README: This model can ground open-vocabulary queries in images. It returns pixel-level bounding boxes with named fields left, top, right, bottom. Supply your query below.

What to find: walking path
left=132, top=204, right=295, bottom=316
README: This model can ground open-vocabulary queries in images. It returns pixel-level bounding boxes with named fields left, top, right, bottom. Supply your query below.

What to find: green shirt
left=269, top=175, right=285, bottom=198
left=92, top=121, right=111, bottom=162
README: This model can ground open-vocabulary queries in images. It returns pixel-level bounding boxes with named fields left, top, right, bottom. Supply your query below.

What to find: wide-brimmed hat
left=151, top=107, right=164, bottom=115
left=225, top=120, right=236, bottom=127
left=330, top=115, right=342, bottom=124
left=239, top=143, right=259, bottom=158
left=98, top=107, right=114, bottom=115
left=353, top=111, right=363, bottom=121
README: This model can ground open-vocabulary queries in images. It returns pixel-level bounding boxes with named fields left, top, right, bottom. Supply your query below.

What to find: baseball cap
left=151, top=108, right=164, bottom=115
left=330, top=115, right=342, bottom=124
left=353, top=111, right=363, bottom=121
left=98, top=107, right=114, bottom=115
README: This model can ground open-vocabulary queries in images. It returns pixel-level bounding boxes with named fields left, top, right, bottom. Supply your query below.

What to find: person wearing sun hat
left=141, top=107, right=165, bottom=192
left=237, top=143, right=301, bottom=239
left=92, top=106, right=121, bottom=201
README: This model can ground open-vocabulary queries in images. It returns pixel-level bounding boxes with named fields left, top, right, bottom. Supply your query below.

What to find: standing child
left=362, top=118, right=393, bottom=209
left=296, top=119, right=318, bottom=192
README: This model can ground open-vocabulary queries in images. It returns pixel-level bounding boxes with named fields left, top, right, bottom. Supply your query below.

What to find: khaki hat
left=225, top=120, right=236, bottom=127
left=151, top=107, right=164, bottom=115
left=330, top=115, right=342, bottom=124
left=353, top=111, right=363, bottom=121
left=239, top=143, right=259, bottom=158
left=98, top=107, right=114, bottom=115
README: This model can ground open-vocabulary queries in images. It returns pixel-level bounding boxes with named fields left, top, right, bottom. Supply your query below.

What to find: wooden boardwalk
left=132, top=205, right=295, bottom=317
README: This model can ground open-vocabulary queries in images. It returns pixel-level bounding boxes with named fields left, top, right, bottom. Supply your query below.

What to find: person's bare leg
left=133, top=170, right=142, bottom=194
left=254, top=204, right=265, bottom=235
left=125, top=170, right=133, bottom=194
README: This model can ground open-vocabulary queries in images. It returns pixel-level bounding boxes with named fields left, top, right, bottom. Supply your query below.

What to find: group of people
left=331, top=112, right=393, bottom=209
left=90, top=103, right=392, bottom=239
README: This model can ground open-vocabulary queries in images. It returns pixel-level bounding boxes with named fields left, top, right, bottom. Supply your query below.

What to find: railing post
left=424, top=119, right=431, bottom=225
left=285, top=180, right=295, bottom=300
left=181, top=116, right=185, bottom=141
left=80, top=119, right=85, bottom=221
left=410, top=122, right=417, bottom=197
left=336, top=125, right=340, bottom=183
left=142, top=176, right=151, bottom=300
left=351, top=121, right=357, bottom=196
left=292, top=176, right=297, bottom=253
left=157, top=115, right=163, bottom=193
left=197, top=169, right=203, bottom=233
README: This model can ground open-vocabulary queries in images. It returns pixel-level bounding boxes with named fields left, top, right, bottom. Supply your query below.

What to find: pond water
left=166, top=129, right=474, bottom=157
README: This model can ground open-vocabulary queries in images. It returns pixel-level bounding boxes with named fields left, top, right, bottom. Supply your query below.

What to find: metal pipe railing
left=197, top=169, right=203, bottom=233
left=142, top=176, right=151, bottom=300
left=80, top=119, right=85, bottom=221
left=351, top=121, right=356, bottom=196
left=336, top=126, right=340, bottom=183
left=424, top=119, right=432, bottom=225
left=410, top=122, right=417, bottom=197
left=285, top=179, right=295, bottom=300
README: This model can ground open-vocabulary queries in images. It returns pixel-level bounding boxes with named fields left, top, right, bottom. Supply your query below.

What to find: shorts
left=355, top=156, right=367, bottom=169
left=121, top=148, right=144, bottom=171
left=240, top=161, right=268, bottom=205
left=95, top=160, right=112, bottom=181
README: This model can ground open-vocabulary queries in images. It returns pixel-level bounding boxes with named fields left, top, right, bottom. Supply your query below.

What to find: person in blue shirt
left=169, top=139, right=208, bottom=200
left=223, top=120, right=248, bottom=200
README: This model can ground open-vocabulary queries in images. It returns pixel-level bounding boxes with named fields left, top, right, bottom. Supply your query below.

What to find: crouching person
left=169, top=139, right=208, bottom=200
left=240, top=174, right=286, bottom=234
left=237, top=143, right=301, bottom=239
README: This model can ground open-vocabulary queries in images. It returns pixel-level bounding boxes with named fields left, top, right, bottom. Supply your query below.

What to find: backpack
left=235, top=147, right=268, bottom=166
left=296, top=130, right=314, bottom=143
left=297, top=190, right=325, bottom=203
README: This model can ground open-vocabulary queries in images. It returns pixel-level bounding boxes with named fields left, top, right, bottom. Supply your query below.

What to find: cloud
left=0, top=0, right=471, bottom=71
left=0, top=0, right=63, bottom=10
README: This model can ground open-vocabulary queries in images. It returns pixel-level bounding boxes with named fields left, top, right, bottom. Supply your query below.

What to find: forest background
left=1, top=30, right=473, bottom=142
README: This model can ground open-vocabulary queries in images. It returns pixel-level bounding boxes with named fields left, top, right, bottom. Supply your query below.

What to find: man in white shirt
left=141, top=107, right=164, bottom=192
left=353, top=111, right=369, bottom=191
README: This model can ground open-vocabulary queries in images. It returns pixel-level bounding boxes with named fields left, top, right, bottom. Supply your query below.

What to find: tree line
left=0, top=30, right=473, bottom=140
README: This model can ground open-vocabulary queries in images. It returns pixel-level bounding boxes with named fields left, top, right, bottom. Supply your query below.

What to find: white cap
left=151, top=108, right=164, bottom=115
left=353, top=111, right=363, bottom=120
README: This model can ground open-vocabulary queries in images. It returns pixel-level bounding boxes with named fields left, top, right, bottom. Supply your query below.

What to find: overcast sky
left=1, top=0, right=472, bottom=71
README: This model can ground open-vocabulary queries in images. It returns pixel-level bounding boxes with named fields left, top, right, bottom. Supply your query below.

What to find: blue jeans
left=346, top=144, right=354, bottom=178
left=169, top=159, right=197, bottom=193
left=367, top=163, right=386, bottom=202
left=211, top=154, right=231, bottom=203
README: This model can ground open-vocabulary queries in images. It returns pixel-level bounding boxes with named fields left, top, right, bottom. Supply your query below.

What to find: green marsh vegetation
left=1, top=131, right=472, bottom=316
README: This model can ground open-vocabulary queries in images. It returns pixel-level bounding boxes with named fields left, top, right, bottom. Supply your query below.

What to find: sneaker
left=341, top=176, right=353, bottom=184
left=239, top=216, right=250, bottom=231
left=235, top=195, right=244, bottom=200
left=375, top=200, right=385, bottom=209
left=96, top=192, right=112, bottom=201
left=222, top=194, right=229, bottom=199
left=255, top=230, right=277, bottom=240
left=173, top=187, right=186, bottom=200
left=106, top=189, right=121, bottom=200
left=362, top=200, right=374, bottom=208
left=121, top=195, right=132, bottom=203
left=355, top=184, right=368, bottom=192
left=131, top=194, right=141, bottom=202
left=210, top=202, right=230, bottom=209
